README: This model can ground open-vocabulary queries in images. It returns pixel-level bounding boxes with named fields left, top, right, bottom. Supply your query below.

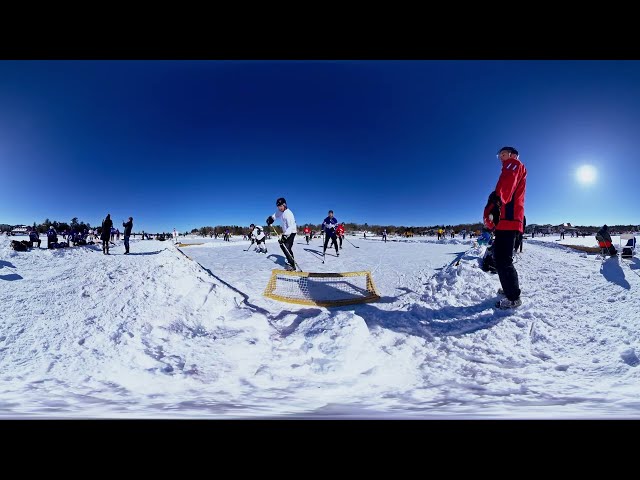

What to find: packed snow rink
left=1, top=232, right=639, bottom=418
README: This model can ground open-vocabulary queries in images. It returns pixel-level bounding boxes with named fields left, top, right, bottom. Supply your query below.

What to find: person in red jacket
left=484, top=146, right=527, bottom=309
left=336, top=223, right=346, bottom=249
left=303, top=225, right=311, bottom=245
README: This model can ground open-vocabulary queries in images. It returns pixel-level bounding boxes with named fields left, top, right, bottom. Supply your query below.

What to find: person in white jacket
left=173, top=228, right=179, bottom=244
left=249, top=223, right=267, bottom=253
left=266, top=197, right=297, bottom=270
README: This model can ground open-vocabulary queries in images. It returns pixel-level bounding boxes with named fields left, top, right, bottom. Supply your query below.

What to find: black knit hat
left=276, top=197, right=286, bottom=206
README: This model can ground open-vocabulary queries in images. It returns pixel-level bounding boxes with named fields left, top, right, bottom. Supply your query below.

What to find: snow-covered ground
left=1, top=231, right=639, bottom=418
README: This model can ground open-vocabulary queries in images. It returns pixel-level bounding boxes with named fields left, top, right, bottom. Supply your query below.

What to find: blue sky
left=1, top=60, right=639, bottom=233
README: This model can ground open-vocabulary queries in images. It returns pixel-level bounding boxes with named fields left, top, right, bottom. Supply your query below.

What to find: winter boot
left=495, top=297, right=522, bottom=309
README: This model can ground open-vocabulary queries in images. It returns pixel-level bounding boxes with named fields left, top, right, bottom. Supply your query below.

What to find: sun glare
left=576, top=165, right=597, bottom=185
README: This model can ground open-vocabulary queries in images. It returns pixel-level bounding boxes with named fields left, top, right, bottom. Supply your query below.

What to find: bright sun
left=576, top=165, right=597, bottom=185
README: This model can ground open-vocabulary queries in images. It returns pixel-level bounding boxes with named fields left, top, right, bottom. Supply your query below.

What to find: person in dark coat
left=122, top=216, right=133, bottom=254
left=29, top=228, right=41, bottom=248
left=596, top=224, right=617, bottom=256
left=46, top=226, right=58, bottom=249
left=101, top=213, right=113, bottom=255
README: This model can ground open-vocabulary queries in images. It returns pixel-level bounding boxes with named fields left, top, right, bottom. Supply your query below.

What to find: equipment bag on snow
left=11, top=240, right=29, bottom=251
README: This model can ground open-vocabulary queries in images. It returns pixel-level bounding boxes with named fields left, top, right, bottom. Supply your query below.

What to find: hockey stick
left=344, top=236, right=360, bottom=248
left=244, top=239, right=255, bottom=252
left=270, top=225, right=303, bottom=271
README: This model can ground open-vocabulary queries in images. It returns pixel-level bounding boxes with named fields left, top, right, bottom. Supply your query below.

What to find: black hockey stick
left=244, top=239, right=255, bottom=252
left=344, top=236, right=360, bottom=248
left=270, top=226, right=303, bottom=271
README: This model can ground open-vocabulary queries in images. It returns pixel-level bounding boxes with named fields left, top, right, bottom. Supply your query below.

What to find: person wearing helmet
left=248, top=223, right=267, bottom=253
left=484, top=146, right=527, bottom=309
left=321, top=210, right=339, bottom=257
left=266, top=197, right=298, bottom=270
left=303, top=225, right=311, bottom=245
left=336, top=223, right=346, bottom=248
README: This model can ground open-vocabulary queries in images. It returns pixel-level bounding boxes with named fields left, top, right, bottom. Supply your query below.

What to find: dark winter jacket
left=101, top=216, right=113, bottom=241
left=123, top=219, right=133, bottom=237
left=322, top=216, right=338, bottom=236
left=596, top=226, right=613, bottom=244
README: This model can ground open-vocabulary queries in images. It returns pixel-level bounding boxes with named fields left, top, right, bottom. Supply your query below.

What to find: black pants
left=513, top=232, right=523, bottom=253
left=324, top=233, right=338, bottom=253
left=305, top=235, right=310, bottom=244
left=124, top=235, right=130, bottom=253
left=493, top=230, right=521, bottom=301
left=279, top=233, right=296, bottom=267
left=338, top=235, right=343, bottom=248
left=285, top=233, right=295, bottom=255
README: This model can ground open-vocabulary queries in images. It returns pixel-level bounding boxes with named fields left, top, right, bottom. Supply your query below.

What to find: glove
left=487, top=191, right=501, bottom=207
left=483, top=214, right=495, bottom=231
left=483, top=191, right=501, bottom=230
left=266, top=215, right=274, bottom=226
left=483, top=204, right=501, bottom=230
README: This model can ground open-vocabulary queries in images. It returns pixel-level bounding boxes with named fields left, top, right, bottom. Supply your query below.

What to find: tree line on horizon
left=0, top=218, right=172, bottom=235
left=3, top=219, right=638, bottom=237
left=188, top=222, right=640, bottom=236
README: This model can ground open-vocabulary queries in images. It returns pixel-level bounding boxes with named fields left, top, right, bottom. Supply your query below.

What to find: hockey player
left=303, top=225, right=311, bottom=245
left=248, top=223, right=267, bottom=253
left=322, top=210, right=339, bottom=257
left=336, top=222, right=345, bottom=249
left=266, top=197, right=298, bottom=270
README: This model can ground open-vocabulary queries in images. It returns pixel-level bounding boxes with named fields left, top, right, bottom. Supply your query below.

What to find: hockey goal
left=263, top=269, right=381, bottom=307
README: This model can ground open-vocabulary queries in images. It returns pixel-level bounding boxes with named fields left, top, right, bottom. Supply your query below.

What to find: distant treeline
left=188, top=222, right=640, bottom=237
left=3, top=219, right=638, bottom=237
left=0, top=218, right=92, bottom=234
left=0, top=218, right=173, bottom=236
left=190, top=222, right=490, bottom=236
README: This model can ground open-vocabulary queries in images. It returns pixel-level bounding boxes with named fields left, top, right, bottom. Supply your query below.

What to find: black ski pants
left=324, top=232, right=338, bottom=253
left=493, top=230, right=521, bottom=301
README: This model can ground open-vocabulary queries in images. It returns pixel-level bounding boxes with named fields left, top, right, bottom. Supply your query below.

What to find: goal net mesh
left=263, top=269, right=381, bottom=307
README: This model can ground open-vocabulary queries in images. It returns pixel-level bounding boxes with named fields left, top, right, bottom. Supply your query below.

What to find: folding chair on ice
left=619, top=233, right=637, bottom=259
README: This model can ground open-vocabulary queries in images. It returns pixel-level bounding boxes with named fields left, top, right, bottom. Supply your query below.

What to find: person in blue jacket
left=29, top=228, right=41, bottom=248
left=322, top=210, right=339, bottom=257
left=46, top=226, right=58, bottom=249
